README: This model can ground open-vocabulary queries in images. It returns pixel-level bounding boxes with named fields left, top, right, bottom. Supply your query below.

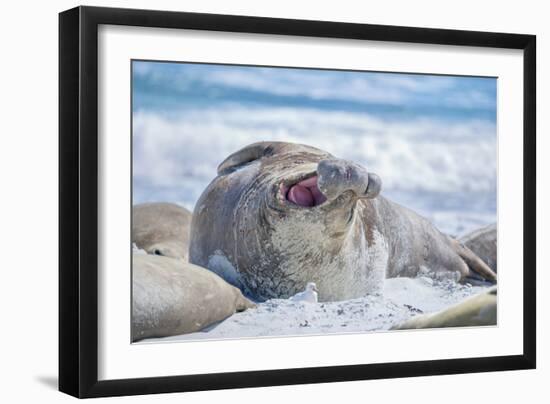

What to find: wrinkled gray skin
left=133, top=202, right=191, bottom=261
left=190, top=141, right=497, bottom=302
left=392, top=287, right=497, bottom=330
left=132, top=254, right=256, bottom=341
left=460, top=223, right=497, bottom=272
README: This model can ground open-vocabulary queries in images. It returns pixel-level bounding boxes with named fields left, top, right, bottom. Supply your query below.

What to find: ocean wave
left=133, top=105, right=496, bottom=236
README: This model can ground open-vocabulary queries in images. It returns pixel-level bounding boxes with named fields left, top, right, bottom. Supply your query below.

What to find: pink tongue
left=288, top=185, right=314, bottom=207
left=287, top=176, right=327, bottom=207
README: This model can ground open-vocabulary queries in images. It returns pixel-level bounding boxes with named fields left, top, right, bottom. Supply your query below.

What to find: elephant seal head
left=189, top=141, right=383, bottom=301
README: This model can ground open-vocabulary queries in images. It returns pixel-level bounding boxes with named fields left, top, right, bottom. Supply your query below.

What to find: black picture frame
left=59, top=5, right=536, bottom=398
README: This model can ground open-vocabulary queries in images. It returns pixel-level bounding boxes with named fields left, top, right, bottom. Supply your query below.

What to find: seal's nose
left=317, top=159, right=382, bottom=201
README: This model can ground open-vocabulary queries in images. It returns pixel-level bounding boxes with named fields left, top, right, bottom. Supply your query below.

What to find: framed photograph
left=59, top=6, right=536, bottom=398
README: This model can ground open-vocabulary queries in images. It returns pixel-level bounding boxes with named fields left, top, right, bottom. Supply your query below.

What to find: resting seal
left=132, top=202, right=191, bottom=261
left=460, top=223, right=497, bottom=272
left=392, top=287, right=497, bottom=330
left=190, top=141, right=496, bottom=302
left=132, top=254, right=255, bottom=341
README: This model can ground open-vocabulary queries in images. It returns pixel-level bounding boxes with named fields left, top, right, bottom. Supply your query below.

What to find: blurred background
left=132, top=60, right=496, bottom=237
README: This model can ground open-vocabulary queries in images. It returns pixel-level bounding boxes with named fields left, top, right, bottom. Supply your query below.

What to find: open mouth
left=283, top=175, right=327, bottom=207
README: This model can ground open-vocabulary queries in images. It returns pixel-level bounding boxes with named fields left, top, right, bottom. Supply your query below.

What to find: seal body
left=133, top=202, right=191, bottom=261
left=190, top=141, right=496, bottom=302
left=132, top=254, right=255, bottom=341
left=392, top=287, right=497, bottom=330
left=460, top=223, right=497, bottom=272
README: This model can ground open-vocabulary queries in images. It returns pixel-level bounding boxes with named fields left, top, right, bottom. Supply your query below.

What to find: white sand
left=141, top=277, right=489, bottom=343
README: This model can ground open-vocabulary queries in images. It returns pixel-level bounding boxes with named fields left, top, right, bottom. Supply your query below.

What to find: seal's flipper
left=217, top=143, right=272, bottom=174
left=452, top=240, right=497, bottom=284
left=217, top=141, right=332, bottom=175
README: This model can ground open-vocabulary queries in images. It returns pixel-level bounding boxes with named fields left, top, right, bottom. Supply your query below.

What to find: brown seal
left=132, top=254, right=255, bottom=341
left=460, top=223, right=497, bottom=272
left=392, top=287, right=497, bottom=330
left=132, top=202, right=191, bottom=261
left=190, top=141, right=496, bottom=302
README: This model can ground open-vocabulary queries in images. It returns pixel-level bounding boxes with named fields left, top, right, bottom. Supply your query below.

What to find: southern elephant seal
left=133, top=202, right=191, bottom=261
left=190, top=141, right=496, bottom=302
left=392, top=287, right=497, bottom=330
left=460, top=223, right=497, bottom=272
left=132, top=254, right=256, bottom=341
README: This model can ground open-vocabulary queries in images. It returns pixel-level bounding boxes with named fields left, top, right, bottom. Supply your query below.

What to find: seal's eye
left=153, top=249, right=163, bottom=256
